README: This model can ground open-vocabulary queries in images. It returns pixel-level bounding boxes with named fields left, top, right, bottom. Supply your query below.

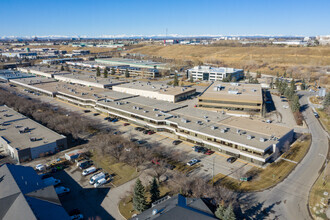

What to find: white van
left=43, top=177, right=61, bottom=187
left=89, top=172, right=105, bottom=185
left=82, top=166, right=97, bottom=176
left=94, top=178, right=107, bottom=188
left=55, top=186, right=70, bottom=196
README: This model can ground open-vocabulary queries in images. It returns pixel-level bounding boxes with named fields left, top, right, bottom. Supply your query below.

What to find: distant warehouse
left=198, top=83, right=263, bottom=116
left=187, top=66, right=244, bottom=81
left=0, top=106, right=67, bottom=164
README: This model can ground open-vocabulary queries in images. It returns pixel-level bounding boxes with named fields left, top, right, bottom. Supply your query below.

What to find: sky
left=0, top=0, right=330, bottom=37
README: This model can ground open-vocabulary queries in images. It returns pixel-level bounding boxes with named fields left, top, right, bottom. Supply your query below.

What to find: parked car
left=43, top=177, right=61, bottom=187
left=143, top=130, right=150, bottom=134
left=172, top=140, right=182, bottom=145
left=130, top=138, right=138, bottom=142
left=186, top=158, right=200, bottom=166
left=147, top=130, right=155, bottom=135
left=79, top=160, right=93, bottom=170
left=89, top=172, right=106, bottom=185
left=227, top=157, right=237, bottom=163
left=137, top=140, right=147, bottom=145
left=93, top=113, right=100, bottom=116
left=83, top=110, right=91, bottom=113
left=76, top=159, right=88, bottom=167
left=94, top=178, right=107, bottom=188
left=82, top=166, right=97, bottom=176
left=313, top=112, right=319, bottom=118
left=55, top=186, right=70, bottom=196
left=205, top=149, right=215, bottom=155
left=104, top=117, right=111, bottom=120
left=123, top=123, right=130, bottom=126
left=111, top=118, right=118, bottom=122
left=199, top=147, right=208, bottom=154
left=39, top=173, right=52, bottom=180
left=35, top=164, right=45, bottom=171
left=135, top=127, right=143, bottom=131
left=192, top=146, right=202, bottom=153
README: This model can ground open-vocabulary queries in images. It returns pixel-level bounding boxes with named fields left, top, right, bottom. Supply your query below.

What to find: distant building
left=96, top=58, right=170, bottom=70
left=187, top=66, right=244, bottom=82
left=0, top=69, right=35, bottom=82
left=316, top=35, right=330, bottom=45
left=1, top=51, right=37, bottom=59
left=112, top=81, right=196, bottom=103
left=0, top=163, right=70, bottom=220
left=198, top=83, right=263, bottom=116
left=72, top=50, right=90, bottom=56
left=131, top=194, right=217, bottom=220
left=0, top=105, right=67, bottom=163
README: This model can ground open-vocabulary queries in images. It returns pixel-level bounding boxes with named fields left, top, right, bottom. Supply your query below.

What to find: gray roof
left=131, top=194, right=216, bottom=220
left=0, top=164, right=70, bottom=220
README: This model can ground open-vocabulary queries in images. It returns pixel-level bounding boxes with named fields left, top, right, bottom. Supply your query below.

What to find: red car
left=123, top=123, right=130, bottom=126
left=205, top=149, right=215, bottom=155
left=148, top=130, right=155, bottom=135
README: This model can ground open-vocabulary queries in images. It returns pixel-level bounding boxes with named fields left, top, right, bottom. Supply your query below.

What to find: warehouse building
left=0, top=106, right=67, bottom=164
left=198, top=83, right=263, bottom=116
left=95, top=58, right=170, bottom=70
left=9, top=77, right=59, bottom=97
left=0, top=69, right=35, bottom=82
left=0, top=164, right=70, bottom=220
left=187, top=66, right=244, bottom=81
left=1, top=51, right=37, bottom=59
left=18, top=66, right=71, bottom=78
left=112, top=81, right=196, bottom=103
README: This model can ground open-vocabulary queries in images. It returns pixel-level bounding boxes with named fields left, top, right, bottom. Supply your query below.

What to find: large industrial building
left=95, top=58, right=170, bottom=70
left=0, top=106, right=67, bottom=164
left=18, top=66, right=71, bottom=78
left=1, top=51, right=37, bottom=59
left=198, top=83, right=264, bottom=116
left=5, top=76, right=292, bottom=166
left=0, top=69, right=35, bottom=82
left=0, top=164, right=70, bottom=220
left=187, top=66, right=244, bottom=81
left=112, top=81, right=196, bottom=103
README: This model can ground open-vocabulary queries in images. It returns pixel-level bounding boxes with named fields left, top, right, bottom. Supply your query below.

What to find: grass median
left=213, top=134, right=311, bottom=191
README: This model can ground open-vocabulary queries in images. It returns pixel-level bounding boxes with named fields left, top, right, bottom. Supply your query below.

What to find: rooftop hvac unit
left=155, top=114, right=161, bottom=117
left=153, top=108, right=158, bottom=111
left=144, top=110, right=149, bottom=113
left=203, top=116, right=208, bottom=119
left=259, top=138, right=266, bottom=142
left=205, top=119, right=210, bottom=122
left=181, top=118, right=188, bottom=123
left=236, top=129, right=240, bottom=134
left=247, top=135, right=253, bottom=140
left=211, top=126, right=217, bottom=130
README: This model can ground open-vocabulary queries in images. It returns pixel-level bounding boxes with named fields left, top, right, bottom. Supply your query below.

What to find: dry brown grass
left=129, top=45, right=330, bottom=85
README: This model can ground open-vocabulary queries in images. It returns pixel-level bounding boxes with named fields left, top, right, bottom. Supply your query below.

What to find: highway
left=240, top=91, right=329, bottom=219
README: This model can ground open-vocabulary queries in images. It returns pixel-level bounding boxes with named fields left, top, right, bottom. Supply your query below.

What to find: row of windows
left=199, top=104, right=261, bottom=112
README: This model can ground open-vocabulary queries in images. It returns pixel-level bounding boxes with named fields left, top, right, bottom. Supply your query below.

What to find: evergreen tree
left=60, top=65, right=64, bottom=71
left=215, top=203, right=226, bottom=219
left=284, top=87, right=294, bottom=100
left=290, top=79, right=296, bottom=90
left=133, top=178, right=147, bottom=212
left=111, top=67, right=115, bottom=75
left=283, top=72, right=287, bottom=78
left=103, top=68, right=108, bottom=78
left=301, top=79, right=306, bottom=90
left=173, top=73, right=179, bottom=86
left=223, top=204, right=236, bottom=220
left=189, top=74, right=194, bottom=83
left=323, top=92, right=330, bottom=108
left=149, top=177, right=160, bottom=203
left=96, top=67, right=101, bottom=77
left=291, top=95, right=300, bottom=112
left=125, top=68, right=130, bottom=78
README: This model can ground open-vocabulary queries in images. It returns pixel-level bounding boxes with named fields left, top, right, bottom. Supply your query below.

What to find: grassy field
left=309, top=163, right=330, bottom=219
left=91, top=153, right=139, bottom=186
left=129, top=45, right=330, bottom=84
left=118, top=185, right=171, bottom=219
left=316, top=109, right=330, bottom=132
left=213, top=134, right=311, bottom=191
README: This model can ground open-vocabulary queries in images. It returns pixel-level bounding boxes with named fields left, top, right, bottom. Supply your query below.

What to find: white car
left=89, top=172, right=105, bottom=185
left=94, top=178, right=107, bottom=188
left=82, top=166, right=97, bottom=176
left=55, top=186, right=70, bottom=196
left=186, top=158, right=200, bottom=166
left=70, top=214, right=84, bottom=220
left=35, top=164, right=45, bottom=171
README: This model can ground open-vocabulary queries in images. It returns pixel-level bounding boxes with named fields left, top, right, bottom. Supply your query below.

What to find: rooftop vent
left=143, top=110, right=149, bottom=113
left=247, top=135, right=254, bottom=140
left=155, top=114, right=161, bottom=117
left=211, top=126, right=217, bottom=130
left=203, top=116, right=208, bottom=119
left=259, top=138, right=266, bottom=142
left=181, top=118, right=189, bottom=123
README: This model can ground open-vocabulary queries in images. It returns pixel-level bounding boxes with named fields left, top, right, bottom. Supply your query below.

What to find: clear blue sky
left=1, top=0, right=329, bottom=37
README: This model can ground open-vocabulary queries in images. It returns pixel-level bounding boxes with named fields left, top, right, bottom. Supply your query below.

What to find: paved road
left=241, top=91, right=329, bottom=219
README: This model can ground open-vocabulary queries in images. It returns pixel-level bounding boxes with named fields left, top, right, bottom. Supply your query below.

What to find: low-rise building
left=95, top=58, right=170, bottom=70
left=112, top=81, right=196, bottom=103
left=198, top=83, right=263, bottom=116
left=187, top=66, right=244, bottom=81
left=0, top=69, right=35, bottom=82
left=1, top=51, right=37, bottom=59
left=132, top=194, right=216, bottom=220
left=0, top=164, right=70, bottom=220
left=0, top=106, right=67, bottom=163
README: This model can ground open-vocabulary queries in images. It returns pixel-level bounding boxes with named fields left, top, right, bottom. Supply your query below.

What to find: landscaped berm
left=212, top=134, right=311, bottom=191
